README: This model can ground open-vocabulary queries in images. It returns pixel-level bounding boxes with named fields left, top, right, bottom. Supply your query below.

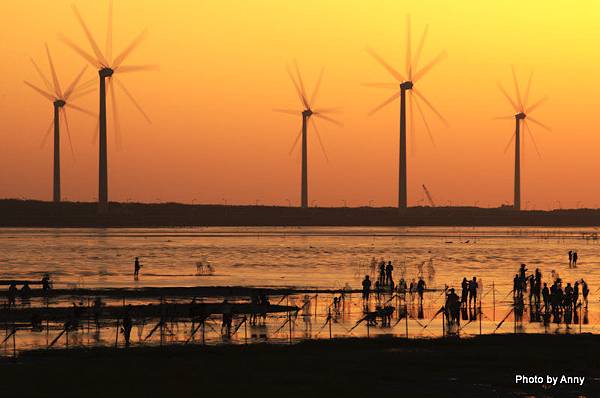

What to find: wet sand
left=2, top=334, right=598, bottom=397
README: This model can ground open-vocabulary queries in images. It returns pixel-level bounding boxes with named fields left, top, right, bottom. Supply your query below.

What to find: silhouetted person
left=134, top=257, right=142, bottom=279
left=378, top=261, right=386, bottom=285
left=385, top=261, right=393, bottom=286
left=542, top=283, right=550, bottom=310
left=417, top=278, right=426, bottom=305
left=41, top=275, right=51, bottom=293
left=513, top=274, right=520, bottom=298
left=93, top=297, right=103, bottom=328
left=7, top=282, right=17, bottom=308
left=568, top=250, right=573, bottom=266
left=20, top=282, right=31, bottom=298
left=374, top=280, right=381, bottom=300
left=461, top=277, right=469, bottom=306
left=564, top=283, right=573, bottom=312
left=582, top=279, right=589, bottom=308
left=445, top=288, right=460, bottom=324
left=573, top=281, right=580, bottom=307
left=362, top=275, right=371, bottom=303
left=469, top=277, right=478, bottom=307
left=572, top=251, right=578, bottom=267
left=528, top=275, right=535, bottom=303
left=122, top=305, right=133, bottom=347
left=221, top=299, right=233, bottom=336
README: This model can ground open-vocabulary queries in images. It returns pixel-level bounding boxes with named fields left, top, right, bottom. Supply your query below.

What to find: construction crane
left=422, top=184, right=436, bottom=207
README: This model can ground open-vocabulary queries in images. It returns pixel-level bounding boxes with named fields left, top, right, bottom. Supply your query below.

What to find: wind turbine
left=60, top=2, right=156, bottom=212
left=364, top=15, right=448, bottom=210
left=274, top=62, right=343, bottom=209
left=24, top=44, right=95, bottom=204
left=496, top=68, right=550, bottom=211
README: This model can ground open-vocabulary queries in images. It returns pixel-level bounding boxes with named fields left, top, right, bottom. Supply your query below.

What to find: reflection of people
left=134, top=257, right=142, bottom=278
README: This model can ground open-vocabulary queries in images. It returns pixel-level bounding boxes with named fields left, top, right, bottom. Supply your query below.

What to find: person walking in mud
left=379, top=261, right=386, bottom=285
left=122, top=305, right=133, bottom=347
left=582, top=279, right=589, bottom=308
left=362, top=275, right=371, bottom=304
left=7, top=282, right=17, bottom=308
left=385, top=261, right=394, bottom=287
left=542, top=283, right=550, bottom=311
left=469, top=277, right=478, bottom=307
left=513, top=274, right=521, bottom=298
left=417, top=277, right=426, bottom=305
left=572, top=251, right=578, bottom=267
left=134, top=257, right=142, bottom=279
left=568, top=250, right=573, bottom=267
left=461, top=277, right=469, bottom=306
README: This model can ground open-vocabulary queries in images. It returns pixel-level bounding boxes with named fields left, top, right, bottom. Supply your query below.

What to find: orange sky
left=1, top=0, right=600, bottom=209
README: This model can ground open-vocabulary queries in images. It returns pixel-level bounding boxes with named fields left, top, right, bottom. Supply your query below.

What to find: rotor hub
left=99, top=67, right=114, bottom=78
left=400, top=81, right=413, bottom=90
left=303, top=109, right=313, bottom=117
left=515, top=112, right=526, bottom=120
left=54, top=99, right=66, bottom=108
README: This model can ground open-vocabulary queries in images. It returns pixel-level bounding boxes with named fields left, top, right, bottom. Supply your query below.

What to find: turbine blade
left=412, top=50, right=447, bottom=82
left=59, top=34, right=102, bottom=68
left=30, top=58, right=53, bottom=93
left=525, top=96, right=548, bottom=114
left=527, top=116, right=551, bottom=132
left=67, top=87, right=96, bottom=101
left=65, top=103, right=96, bottom=118
left=293, top=60, right=309, bottom=106
left=497, top=82, right=519, bottom=113
left=63, top=66, right=88, bottom=100
left=409, top=90, right=415, bottom=155
left=60, top=108, right=75, bottom=160
left=511, top=66, right=523, bottom=111
left=274, top=108, right=298, bottom=115
left=523, top=70, right=533, bottom=109
left=72, top=5, right=108, bottom=66
left=524, top=121, right=542, bottom=159
left=108, top=78, right=123, bottom=150
left=368, top=91, right=400, bottom=116
left=406, top=14, right=412, bottom=80
left=413, top=93, right=436, bottom=147
left=412, top=88, right=448, bottom=127
left=40, top=119, right=54, bottom=149
left=312, top=107, right=343, bottom=114
left=361, top=82, right=397, bottom=89
left=503, top=132, right=516, bottom=154
left=24, top=81, right=55, bottom=101
left=493, top=116, right=514, bottom=120
left=45, top=44, right=62, bottom=98
left=286, top=64, right=309, bottom=109
left=106, top=0, right=113, bottom=64
left=289, top=129, right=302, bottom=155
left=113, top=76, right=151, bottom=123
left=309, top=67, right=324, bottom=108
left=313, top=113, right=343, bottom=127
left=412, top=25, right=429, bottom=73
left=310, top=118, right=329, bottom=162
left=116, top=64, right=160, bottom=73
left=365, top=47, right=405, bottom=82
left=112, top=30, right=148, bottom=68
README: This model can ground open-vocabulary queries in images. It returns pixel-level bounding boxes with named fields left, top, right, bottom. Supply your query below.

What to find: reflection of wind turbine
left=496, top=67, right=550, bottom=211
left=24, top=44, right=95, bottom=204
left=61, top=1, right=157, bottom=212
left=364, top=15, right=448, bottom=210
left=274, top=61, right=343, bottom=209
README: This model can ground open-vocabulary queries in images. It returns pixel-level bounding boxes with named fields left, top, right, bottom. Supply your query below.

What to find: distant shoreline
left=2, top=199, right=600, bottom=227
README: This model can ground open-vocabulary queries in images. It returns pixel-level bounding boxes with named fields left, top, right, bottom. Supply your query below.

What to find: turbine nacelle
left=99, top=67, right=114, bottom=78
left=302, top=109, right=313, bottom=118
left=53, top=99, right=66, bottom=108
left=400, top=81, right=413, bottom=90
left=515, top=112, right=526, bottom=120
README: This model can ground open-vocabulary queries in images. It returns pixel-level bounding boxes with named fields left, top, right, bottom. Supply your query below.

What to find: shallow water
left=1, top=227, right=599, bottom=293
left=2, top=226, right=600, bottom=352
